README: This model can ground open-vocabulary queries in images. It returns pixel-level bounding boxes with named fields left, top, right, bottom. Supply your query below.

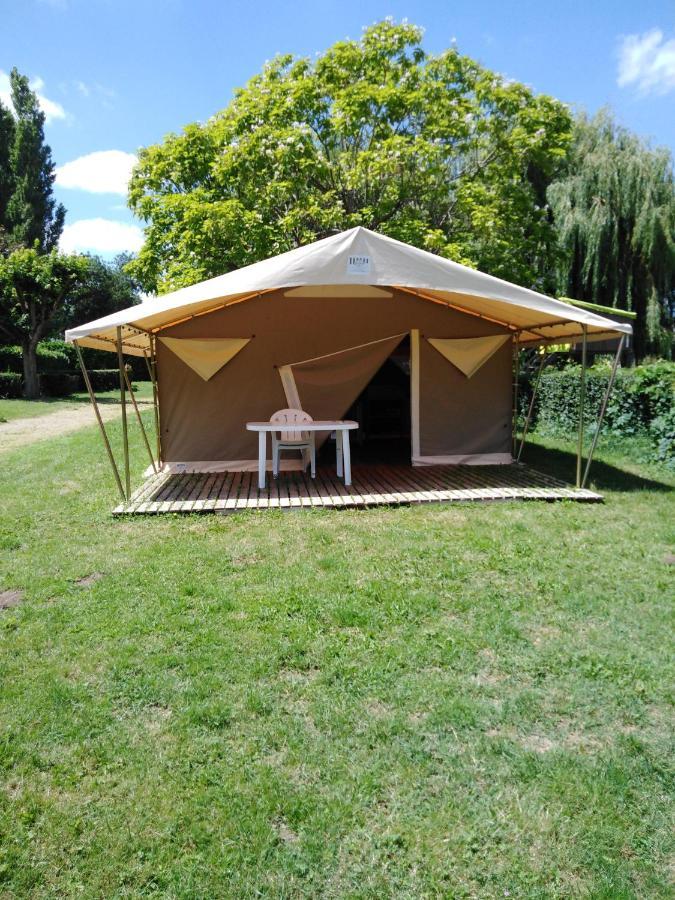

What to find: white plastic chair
left=270, top=408, right=316, bottom=478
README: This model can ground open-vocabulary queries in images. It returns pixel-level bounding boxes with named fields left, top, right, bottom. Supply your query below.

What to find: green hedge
left=0, top=373, right=23, bottom=399
left=0, top=340, right=148, bottom=380
left=1, top=367, right=131, bottom=398
left=522, top=360, right=675, bottom=466
left=0, top=341, right=74, bottom=374
left=1, top=337, right=147, bottom=398
left=40, top=372, right=82, bottom=397
left=87, top=369, right=124, bottom=392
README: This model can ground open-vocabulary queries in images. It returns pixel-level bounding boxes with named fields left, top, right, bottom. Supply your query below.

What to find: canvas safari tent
left=66, top=227, right=631, bottom=500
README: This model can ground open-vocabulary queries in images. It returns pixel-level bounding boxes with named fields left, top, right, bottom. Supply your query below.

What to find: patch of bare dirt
left=0, top=589, right=24, bottom=609
left=528, top=624, right=561, bottom=647
left=520, top=734, right=556, bottom=753
left=75, top=573, right=104, bottom=587
left=0, top=400, right=151, bottom=454
left=275, top=819, right=299, bottom=844
left=365, top=699, right=391, bottom=719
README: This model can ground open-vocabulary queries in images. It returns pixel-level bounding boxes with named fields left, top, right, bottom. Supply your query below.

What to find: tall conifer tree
left=0, top=67, right=65, bottom=252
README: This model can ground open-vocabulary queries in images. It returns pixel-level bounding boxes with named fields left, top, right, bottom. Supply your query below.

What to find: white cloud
left=617, top=28, right=675, bottom=95
left=0, top=70, right=67, bottom=122
left=72, top=81, right=116, bottom=107
left=55, top=150, right=137, bottom=195
left=60, top=219, right=144, bottom=255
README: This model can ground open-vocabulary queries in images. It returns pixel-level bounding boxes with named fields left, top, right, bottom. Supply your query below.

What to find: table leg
left=335, top=430, right=343, bottom=478
left=258, top=431, right=266, bottom=490
left=342, top=429, right=352, bottom=485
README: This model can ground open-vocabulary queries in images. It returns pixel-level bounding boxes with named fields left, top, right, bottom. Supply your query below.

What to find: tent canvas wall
left=154, top=288, right=513, bottom=468
left=66, top=227, right=631, bottom=475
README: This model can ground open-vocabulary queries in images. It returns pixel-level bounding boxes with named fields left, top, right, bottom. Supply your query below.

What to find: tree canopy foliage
left=128, top=20, right=572, bottom=294
left=548, top=110, right=675, bottom=358
left=53, top=252, right=141, bottom=337
left=0, top=68, right=65, bottom=253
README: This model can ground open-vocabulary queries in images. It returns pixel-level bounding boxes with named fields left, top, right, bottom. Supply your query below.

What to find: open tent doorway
left=318, top=336, right=412, bottom=465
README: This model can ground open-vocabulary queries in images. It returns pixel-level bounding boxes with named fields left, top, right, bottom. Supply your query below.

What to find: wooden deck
left=112, top=464, right=602, bottom=515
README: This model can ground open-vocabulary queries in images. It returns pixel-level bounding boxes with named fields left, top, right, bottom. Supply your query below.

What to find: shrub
left=87, top=369, right=125, bottom=392
left=0, top=340, right=148, bottom=381
left=522, top=359, right=675, bottom=466
left=0, top=346, right=22, bottom=374
left=649, top=408, right=675, bottom=468
left=0, top=341, right=76, bottom=375
left=0, top=372, right=22, bottom=398
left=40, top=372, right=81, bottom=397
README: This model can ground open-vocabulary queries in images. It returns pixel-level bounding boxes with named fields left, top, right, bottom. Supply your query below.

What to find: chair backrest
left=270, top=408, right=313, bottom=442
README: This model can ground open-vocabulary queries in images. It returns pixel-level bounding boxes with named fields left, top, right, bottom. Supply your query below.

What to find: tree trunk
left=22, top=340, right=40, bottom=399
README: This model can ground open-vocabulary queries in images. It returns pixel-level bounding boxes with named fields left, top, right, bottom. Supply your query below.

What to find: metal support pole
left=512, top=335, right=520, bottom=458
left=75, top=343, right=126, bottom=501
left=123, top=366, right=157, bottom=473
left=581, top=335, right=625, bottom=489
left=517, top=350, right=547, bottom=462
left=116, top=327, right=131, bottom=499
left=576, top=325, right=588, bottom=488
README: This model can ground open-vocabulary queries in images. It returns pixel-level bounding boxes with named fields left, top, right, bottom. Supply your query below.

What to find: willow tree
left=548, top=110, right=675, bottom=359
left=128, top=20, right=571, bottom=294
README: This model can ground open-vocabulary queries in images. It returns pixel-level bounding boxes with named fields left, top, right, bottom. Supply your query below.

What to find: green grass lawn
left=0, top=382, right=153, bottom=422
left=0, top=410, right=673, bottom=898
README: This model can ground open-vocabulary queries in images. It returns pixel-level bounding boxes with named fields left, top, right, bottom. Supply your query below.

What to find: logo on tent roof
left=347, top=255, right=371, bottom=275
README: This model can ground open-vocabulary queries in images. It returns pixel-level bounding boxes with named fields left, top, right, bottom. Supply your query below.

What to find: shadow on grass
left=522, top=440, right=673, bottom=494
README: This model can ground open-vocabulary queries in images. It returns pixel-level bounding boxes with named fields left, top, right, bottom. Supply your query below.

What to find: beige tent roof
left=65, top=227, right=631, bottom=356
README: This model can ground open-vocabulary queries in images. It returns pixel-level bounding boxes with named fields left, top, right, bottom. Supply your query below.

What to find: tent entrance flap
left=281, top=333, right=406, bottom=429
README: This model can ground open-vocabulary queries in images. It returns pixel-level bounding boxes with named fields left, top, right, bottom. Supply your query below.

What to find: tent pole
left=145, top=338, right=161, bottom=463
left=116, top=327, right=131, bottom=500
left=512, top=335, right=520, bottom=458
left=410, top=329, right=421, bottom=462
left=581, top=335, right=625, bottom=489
left=75, top=343, right=126, bottom=501
left=517, top=350, right=547, bottom=463
left=576, top=326, right=588, bottom=488
left=123, top=365, right=157, bottom=473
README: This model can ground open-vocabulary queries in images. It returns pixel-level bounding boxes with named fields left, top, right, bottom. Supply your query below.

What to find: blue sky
left=2, top=0, right=674, bottom=259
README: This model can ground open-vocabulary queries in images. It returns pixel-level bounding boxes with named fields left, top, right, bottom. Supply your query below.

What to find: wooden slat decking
left=112, top=464, right=602, bottom=515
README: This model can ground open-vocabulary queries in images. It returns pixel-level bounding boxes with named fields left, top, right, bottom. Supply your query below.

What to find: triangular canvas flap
left=160, top=337, right=250, bottom=380
left=427, top=335, right=510, bottom=378
left=281, top=335, right=405, bottom=449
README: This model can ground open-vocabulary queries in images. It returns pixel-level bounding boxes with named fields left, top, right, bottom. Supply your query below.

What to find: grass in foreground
left=0, top=381, right=153, bottom=422
left=0, top=415, right=673, bottom=897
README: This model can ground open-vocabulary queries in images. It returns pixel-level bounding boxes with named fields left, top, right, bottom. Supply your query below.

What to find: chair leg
left=273, top=442, right=279, bottom=477
left=310, top=437, right=316, bottom=478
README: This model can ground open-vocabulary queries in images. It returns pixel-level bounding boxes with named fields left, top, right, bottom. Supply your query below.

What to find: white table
left=246, top=420, right=359, bottom=490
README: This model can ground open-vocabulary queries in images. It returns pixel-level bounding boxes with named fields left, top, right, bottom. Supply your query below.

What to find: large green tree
left=0, top=67, right=65, bottom=252
left=0, top=248, right=88, bottom=398
left=548, top=110, right=675, bottom=359
left=128, top=20, right=571, bottom=294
